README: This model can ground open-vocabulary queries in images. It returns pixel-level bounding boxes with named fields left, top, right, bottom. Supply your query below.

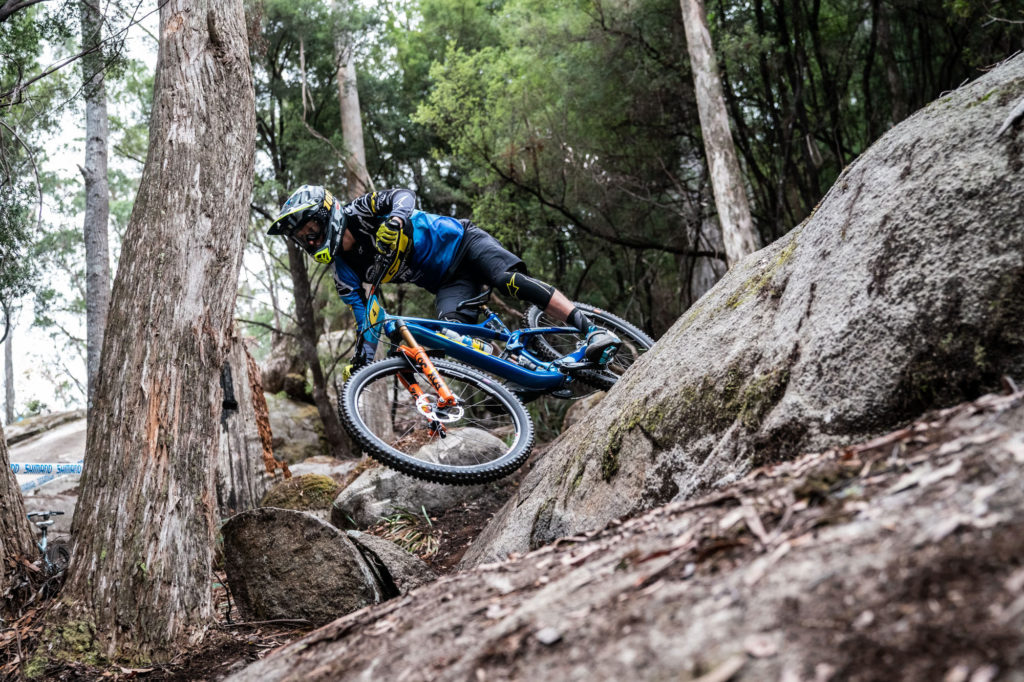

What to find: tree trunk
left=80, top=0, right=111, bottom=413
left=680, top=0, right=760, bottom=267
left=4, top=318, right=13, bottom=424
left=333, top=34, right=371, bottom=196
left=286, top=241, right=352, bottom=459
left=0, top=419, right=34, bottom=619
left=56, top=0, right=255, bottom=662
left=216, top=329, right=272, bottom=517
left=877, top=1, right=908, bottom=125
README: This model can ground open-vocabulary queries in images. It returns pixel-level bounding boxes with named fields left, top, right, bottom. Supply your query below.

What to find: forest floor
left=0, top=444, right=548, bottom=681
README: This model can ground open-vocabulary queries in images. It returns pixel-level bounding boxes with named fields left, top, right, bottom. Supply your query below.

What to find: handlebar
left=27, top=511, right=65, bottom=518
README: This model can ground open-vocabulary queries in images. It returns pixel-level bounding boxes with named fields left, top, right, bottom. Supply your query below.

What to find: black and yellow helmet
left=267, top=185, right=344, bottom=264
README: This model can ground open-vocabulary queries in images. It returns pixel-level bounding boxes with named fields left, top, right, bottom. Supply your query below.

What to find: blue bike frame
left=364, top=288, right=587, bottom=393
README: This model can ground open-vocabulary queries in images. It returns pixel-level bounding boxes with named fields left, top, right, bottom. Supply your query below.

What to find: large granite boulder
left=463, top=52, right=1024, bottom=567
left=225, top=389, right=1024, bottom=681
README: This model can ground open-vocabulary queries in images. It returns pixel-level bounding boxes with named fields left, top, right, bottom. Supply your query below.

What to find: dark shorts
left=435, top=223, right=525, bottom=322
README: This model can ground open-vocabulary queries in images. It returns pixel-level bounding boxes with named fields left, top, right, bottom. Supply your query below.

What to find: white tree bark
left=333, top=18, right=372, bottom=196
left=680, top=0, right=760, bottom=267
left=58, top=0, right=255, bottom=661
left=80, top=0, right=111, bottom=412
left=216, top=329, right=272, bottom=517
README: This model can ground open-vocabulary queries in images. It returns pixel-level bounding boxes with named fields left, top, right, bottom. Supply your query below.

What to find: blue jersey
left=333, top=189, right=465, bottom=355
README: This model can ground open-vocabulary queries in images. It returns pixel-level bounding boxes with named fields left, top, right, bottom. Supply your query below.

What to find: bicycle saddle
left=455, top=287, right=493, bottom=312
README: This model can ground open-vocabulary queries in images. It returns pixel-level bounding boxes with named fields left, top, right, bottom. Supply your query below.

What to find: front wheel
left=525, top=302, right=655, bottom=391
left=340, top=357, right=534, bottom=485
left=44, top=540, right=71, bottom=575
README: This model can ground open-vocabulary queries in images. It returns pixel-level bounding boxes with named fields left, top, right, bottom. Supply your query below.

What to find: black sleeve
left=347, top=188, right=417, bottom=223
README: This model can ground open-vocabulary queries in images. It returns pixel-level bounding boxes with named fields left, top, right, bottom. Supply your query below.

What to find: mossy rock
left=261, top=474, right=340, bottom=511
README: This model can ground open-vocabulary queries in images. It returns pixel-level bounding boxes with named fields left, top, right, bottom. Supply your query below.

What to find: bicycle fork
left=392, top=320, right=459, bottom=435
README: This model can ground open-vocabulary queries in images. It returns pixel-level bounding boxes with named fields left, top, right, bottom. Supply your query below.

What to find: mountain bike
left=338, top=265, right=654, bottom=485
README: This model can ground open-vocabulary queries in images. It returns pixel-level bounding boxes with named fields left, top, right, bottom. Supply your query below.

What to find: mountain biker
left=267, top=185, right=620, bottom=376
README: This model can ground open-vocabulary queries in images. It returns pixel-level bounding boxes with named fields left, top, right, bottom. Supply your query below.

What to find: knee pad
left=501, top=271, right=555, bottom=309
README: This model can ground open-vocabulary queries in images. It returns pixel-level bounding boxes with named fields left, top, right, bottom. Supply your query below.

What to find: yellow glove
left=342, top=353, right=369, bottom=382
left=374, top=217, right=402, bottom=253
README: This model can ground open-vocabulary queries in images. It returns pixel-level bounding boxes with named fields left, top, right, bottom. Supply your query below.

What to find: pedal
left=597, top=344, right=620, bottom=364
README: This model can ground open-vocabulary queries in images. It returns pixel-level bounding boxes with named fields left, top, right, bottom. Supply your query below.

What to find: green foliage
left=412, top=0, right=708, bottom=331
left=0, top=5, right=76, bottom=315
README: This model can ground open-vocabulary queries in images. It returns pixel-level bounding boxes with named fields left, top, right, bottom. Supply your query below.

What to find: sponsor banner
left=10, top=462, right=83, bottom=475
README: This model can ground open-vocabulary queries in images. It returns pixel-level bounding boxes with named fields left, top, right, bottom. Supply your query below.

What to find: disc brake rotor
left=415, top=395, right=464, bottom=423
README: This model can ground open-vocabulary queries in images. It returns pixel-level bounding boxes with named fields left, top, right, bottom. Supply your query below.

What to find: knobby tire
left=339, top=357, right=534, bottom=485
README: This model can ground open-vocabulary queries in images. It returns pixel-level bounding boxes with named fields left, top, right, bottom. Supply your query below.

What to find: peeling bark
left=56, top=0, right=255, bottom=662
left=0, top=420, right=34, bottom=620
left=216, top=330, right=272, bottom=517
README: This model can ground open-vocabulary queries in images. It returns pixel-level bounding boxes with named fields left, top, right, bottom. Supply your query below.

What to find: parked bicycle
left=22, top=511, right=71, bottom=599
left=338, top=265, right=654, bottom=485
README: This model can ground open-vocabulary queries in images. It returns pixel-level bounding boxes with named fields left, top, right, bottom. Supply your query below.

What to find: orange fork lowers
left=395, top=321, right=458, bottom=408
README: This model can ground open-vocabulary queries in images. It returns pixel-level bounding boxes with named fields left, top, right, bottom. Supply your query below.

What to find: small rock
left=534, top=627, right=562, bottom=645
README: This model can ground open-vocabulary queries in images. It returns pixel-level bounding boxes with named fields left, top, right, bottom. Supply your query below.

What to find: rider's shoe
left=583, top=327, right=620, bottom=364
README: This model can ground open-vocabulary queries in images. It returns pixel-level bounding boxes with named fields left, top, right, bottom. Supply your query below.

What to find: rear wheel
left=340, top=357, right=534, bottom=485
left=524, top=302, right=655, bottom=391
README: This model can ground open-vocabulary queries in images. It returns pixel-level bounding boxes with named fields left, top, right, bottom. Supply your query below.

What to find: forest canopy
left=1, top=0, right=1022, bottom=412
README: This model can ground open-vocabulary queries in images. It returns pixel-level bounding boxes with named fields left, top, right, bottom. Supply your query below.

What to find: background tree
left=80, top=0, right=111, bottom=412
left=0, top=3, right=74, bottom=417
left=54, top=0, right=255, bottom=661
left=247, top=0, right=369, bottom=458
left=3, top=311, right=13, bottom=424
left=711, top=0, right=1024, bottom=234
left=333, top=2, right=372, bottom=196
left=680, top=0, right=759, bottom=267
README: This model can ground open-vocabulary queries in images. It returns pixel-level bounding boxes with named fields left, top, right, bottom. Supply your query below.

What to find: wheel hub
left=415, top=394, right=464, bottom=423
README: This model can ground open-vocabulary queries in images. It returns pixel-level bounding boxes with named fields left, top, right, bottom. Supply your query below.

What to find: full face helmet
left=267, top=185, right=344, bottom=264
